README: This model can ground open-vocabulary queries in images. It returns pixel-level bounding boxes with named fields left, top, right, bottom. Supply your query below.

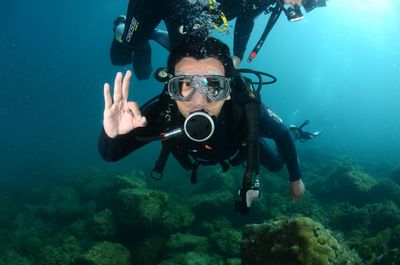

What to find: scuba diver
left=110, top=0, right=217, bottom=79
left=110, top=0, right=327, bottom=79
left=289, top=120, right=321, bottom=142
left=99, top=36, right=320, bottom=215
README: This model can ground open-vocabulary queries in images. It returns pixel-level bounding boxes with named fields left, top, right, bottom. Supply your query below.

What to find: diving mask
left=167, top=75, right=231, bottom=102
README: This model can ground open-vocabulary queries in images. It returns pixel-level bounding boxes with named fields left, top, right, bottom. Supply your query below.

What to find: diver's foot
left=113, top=15, right=126, bottom=43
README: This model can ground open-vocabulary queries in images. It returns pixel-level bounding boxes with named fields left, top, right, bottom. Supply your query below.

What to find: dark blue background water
left=1, top=0, right=399, bottom=181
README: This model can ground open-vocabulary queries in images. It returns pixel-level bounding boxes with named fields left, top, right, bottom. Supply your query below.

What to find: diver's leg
left=110, top=15, right=133, bottom=65
left=259, top=138, right=284, bottom=172
left=132, top=41, right=152, bottom=80
left=150, top=29, right=170, bottom=51
left=110, top=39, right=134, bottom=66
left=122, top=0, right=163, bottom=47
left=109, top=0, right=162, bottom=69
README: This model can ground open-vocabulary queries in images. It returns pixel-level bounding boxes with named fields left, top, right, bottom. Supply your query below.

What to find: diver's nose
left=190, top=90, right=207, bottom=106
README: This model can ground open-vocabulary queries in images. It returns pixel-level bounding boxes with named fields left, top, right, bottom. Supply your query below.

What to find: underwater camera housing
left=302, top=0, right=327, bottom=12
left=286, top=5, right=304, bottom=22
left=274, top=0, right=304, bottom=22
left=276, top=0, right=327, bottom=22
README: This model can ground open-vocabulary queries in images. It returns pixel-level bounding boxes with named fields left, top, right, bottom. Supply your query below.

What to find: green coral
left=356, top=229, right=391, bottom=264
left=328, top=202, right=370, bottom=233
left=210, top=228, right=241, bottom=256
left=189, top=190, right=234, bottom=218
left=369, top=179, right=400, bottom=207
left=132, top=235, right=167, bottom=265
left=242, top=216, right=362, bottom=265
left=91, top=208, right=116, bottom=240
left=310, top=159, right=377, bottom=205
left=0, top=249, right=32, bottom=265
left=166, top=233, right=209, bottom=253
left=181, top=252, right=224, bottom=265
left=112, top=172, right=147, bottom=190
left=36, top=236, right=82, bottom=265
left=159, top=252, right=225, bottom=265
left=193, top=169, right=237, bottom=193
left=114, top=188, right=168, bottom=229
left=390, top=164, right=400, bottom=185
left=160, top=203, right=195, bottom=234
left=366, top=201, right=400, bottom=234
left=75, top=241, right=130, bottom=265
left=226, top=258, right=241, bottom=265
left=352, top=224, right=400, bottom=265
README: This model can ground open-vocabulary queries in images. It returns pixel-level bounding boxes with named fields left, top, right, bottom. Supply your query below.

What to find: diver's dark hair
left=167, top=36, right=234, bottom=78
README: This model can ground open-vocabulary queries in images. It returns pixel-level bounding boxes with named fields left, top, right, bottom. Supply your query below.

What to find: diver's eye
left=178, top=78, right=193, bottom=97
left=208, top=81, right=221, bottom=94
left=179, top=78, right=191, bottom=87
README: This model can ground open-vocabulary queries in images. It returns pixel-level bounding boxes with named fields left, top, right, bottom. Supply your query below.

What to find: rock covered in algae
left=165, top=232, right=209, bottom=253
left=390, top=164, right=400, bottom=185
left=366, top=201, right=400, bottom=234
left=193, top=169, right=237, bottom=193
left=313, top=160, right=377, bottom=205
left=69, top=168, right=112, bottom=202
left=91, top=208, right=116, bottom=240
left=210, top=227, right=241, bottom=257
left=353, top=223, right=400, bottom=264
left=189, top=190, right=234, bottom=217
left=75, top=241, right=130, bottom=265
left=369, top=179, right=400, bottom=207
left=241, top=216, right=362, bottom=265
left=111, top=172, right=147, bottom=191
left=160, top=203, right=195, bottom=233
left=113, top=187, right=168, bottom=230
left=158, top=251, right=225, bottom=265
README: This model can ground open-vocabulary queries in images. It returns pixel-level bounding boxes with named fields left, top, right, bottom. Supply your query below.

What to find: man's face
left=173, top=57, right=230, bottom=118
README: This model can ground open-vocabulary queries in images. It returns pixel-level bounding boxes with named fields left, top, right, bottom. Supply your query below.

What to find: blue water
left=0, top=0, right=399, bottom=181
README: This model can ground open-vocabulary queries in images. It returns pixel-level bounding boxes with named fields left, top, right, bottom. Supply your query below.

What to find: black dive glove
left=234, top=174, right=260, bottom=215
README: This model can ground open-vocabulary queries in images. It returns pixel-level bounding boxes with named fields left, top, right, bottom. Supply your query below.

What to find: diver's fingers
left=103, top=83, right=112, bottom=110
left=113, top=72, right=123, bottom=103
left=126, top=101, right=141, bottom=118
left=126, top=101, right=147, bottom=128
left=122, top=70, right=132, bottom=101
left=289, top=179, right=305, bottom=202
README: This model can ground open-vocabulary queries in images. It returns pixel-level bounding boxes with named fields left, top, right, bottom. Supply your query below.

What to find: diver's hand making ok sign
left=103, top=70, right=147, bottom=138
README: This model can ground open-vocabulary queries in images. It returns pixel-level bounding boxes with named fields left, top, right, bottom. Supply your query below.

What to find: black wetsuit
left=219, top=0, right=275, bottom=60
left=98, top=84, right=301, bottom=182
left=110, top=0, right=275, bottom=78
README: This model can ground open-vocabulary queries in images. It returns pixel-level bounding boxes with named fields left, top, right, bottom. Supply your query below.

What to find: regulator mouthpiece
left=184, top=111, right=215, bottom=142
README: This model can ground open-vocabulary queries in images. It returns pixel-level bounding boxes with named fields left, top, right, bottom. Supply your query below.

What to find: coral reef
left=113, top=187, right=169, bottom=230
left=310, top=160, right=377, bottom=205
left=241, top=216, right=362, bottom=265
left=1, top=159, right=400, bottom=265
left=75, top=241, right=131, bottom=265
left=90, top=208, right=116, bottom=240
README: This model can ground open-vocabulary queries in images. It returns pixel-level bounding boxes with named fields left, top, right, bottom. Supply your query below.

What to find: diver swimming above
left=109, top=0, right=327, bottom=79
left=99, top=36, right=322, bottom=214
